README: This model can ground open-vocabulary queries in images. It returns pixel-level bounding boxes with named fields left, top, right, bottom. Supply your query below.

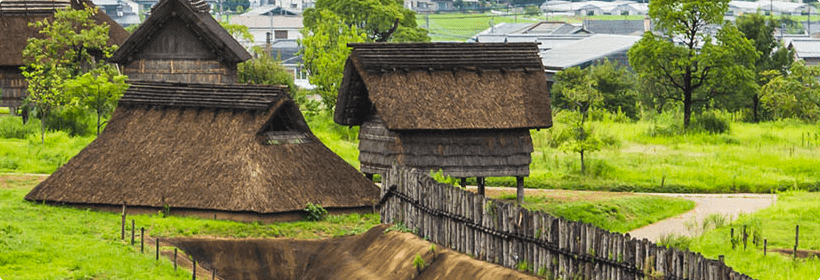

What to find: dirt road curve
left=627, top=193, right=776, bottom=242
left=466, top=186, right=776, bottom=242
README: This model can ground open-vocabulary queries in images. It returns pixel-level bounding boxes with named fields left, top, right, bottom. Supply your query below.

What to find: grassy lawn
left=0, top=176, right=380, bottom=279
left=417, top=12, right=646, bottom=42
left=490, top=190, right=694, bottom=233
left=683, top=191, right=820, bottom=280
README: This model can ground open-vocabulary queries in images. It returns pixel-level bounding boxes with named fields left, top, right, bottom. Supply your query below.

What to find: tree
left=300, top=10, right=368, bottom=111
left=300, top=0, right=429, bottom=112
left=553, top=67, right=604, bottom=174
left=303, top=0, right=429, bottom=43
left=21, top=4, right=119, bottom=143
left=735, top=13, right=794, bottom=122
left=760, top=61, right=820, bottom=121
left=628, top=0, right=757, bottom=128
left=551, top=60, right=638, bottom=119
left=63, top=69, right=128, bottom=135
left=238, top=54, right=297, bottom=94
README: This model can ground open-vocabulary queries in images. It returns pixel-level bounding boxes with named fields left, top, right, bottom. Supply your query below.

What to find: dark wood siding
left=0, top=67, right=26, bottom=108
left=123, top=59, right=238, bottom=83
left=359, top=115, right=533, bottom=178
left=135, top=18, right=216, bottom=60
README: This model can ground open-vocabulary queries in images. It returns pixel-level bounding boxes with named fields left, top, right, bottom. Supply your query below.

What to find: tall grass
left=687, top=191, right=820, bottom=279
left=0, top=116, right=94, bottom=174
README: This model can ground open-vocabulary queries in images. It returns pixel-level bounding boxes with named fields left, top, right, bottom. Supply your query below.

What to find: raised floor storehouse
left=0, top=0, right=128, bottom=110
left=335, top=43, right=552, bottom=201
left=25, top=0, right=380, bottom=221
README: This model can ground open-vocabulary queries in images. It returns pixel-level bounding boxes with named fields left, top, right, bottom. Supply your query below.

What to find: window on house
left=258, top=102, right=312, bottom=145
left=275, top=30, right=288, bottom=39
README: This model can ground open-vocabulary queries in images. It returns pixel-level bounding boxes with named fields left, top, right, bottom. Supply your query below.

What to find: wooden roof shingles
left=109, top=0, right=251, bottom=65
left=26, top=81, right=379, bottom=214
left=120, top=81, right=287, bottom=110
left=335, top=43, right=553, bottom=131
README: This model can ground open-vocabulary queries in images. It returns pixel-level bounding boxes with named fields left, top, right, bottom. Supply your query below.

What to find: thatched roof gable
left=335, top=43, right=553, bottom=130
left=26, top=81, right=379, bottom=214
left=109, top=0, right=251, bottom=65
left=0, top=0, right=130, bottom=66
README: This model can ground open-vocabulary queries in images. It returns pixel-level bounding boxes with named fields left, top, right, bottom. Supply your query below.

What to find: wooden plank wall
left=380, top=166, right=755, bottom=280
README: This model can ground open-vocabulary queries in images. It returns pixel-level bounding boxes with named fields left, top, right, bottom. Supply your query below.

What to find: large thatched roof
left=26, top=81, right=379, bottom=214
left=0, top=0, right=129, bottom=66
left=109, top=0, right=251, bottom=66
left=335, top=43, right=553, bottom=130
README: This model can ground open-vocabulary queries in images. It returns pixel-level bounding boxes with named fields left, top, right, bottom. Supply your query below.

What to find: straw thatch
left=335, top=43, right=552, bottom=130
left=334, top=43, right=552, bottom=178
left=25, top=80, right=380, bottom=218
left=109, top=0, right=251, bottom=84
left=0, top=0, right=129, bottom=108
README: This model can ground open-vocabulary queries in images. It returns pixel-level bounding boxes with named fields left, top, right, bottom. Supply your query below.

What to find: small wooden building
left=109, top=0, right=248, bottom=83
left=0, top=0, right=129, bottom=111
left=26, top=0, right=380, bottom=221
left=335, top=43, right=552, bottom=201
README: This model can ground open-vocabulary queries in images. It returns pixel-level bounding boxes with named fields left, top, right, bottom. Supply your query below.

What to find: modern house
left=540, top=34, right=641, bottom=85
left=27, top=0, right=379, bottom=222
left=335, top=43, right=552, bottom=203
left=0, top=0, right=129, bottom=112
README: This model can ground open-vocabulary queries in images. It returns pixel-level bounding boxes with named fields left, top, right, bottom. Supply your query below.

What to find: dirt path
left=626, top=193, right=776, bottom=241
left=466, top=186, right=776, bottom=242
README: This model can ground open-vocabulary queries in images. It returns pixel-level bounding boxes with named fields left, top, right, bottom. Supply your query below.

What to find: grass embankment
left=492, top=190, right=694, bottom=233
left=0, top=176, right=379, bottom=279
left=682, top=191, right=820, bottom=280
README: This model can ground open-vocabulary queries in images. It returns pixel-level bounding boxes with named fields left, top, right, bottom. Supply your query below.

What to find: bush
left=691, top=111, right=731, bottom=134
left=304, top=202, right=328, bottom=221
left=658, top=233, right=691, bottom=250
left=43, top=107, right=94, bottom=137
left=0, top=115, right=39, bottom=139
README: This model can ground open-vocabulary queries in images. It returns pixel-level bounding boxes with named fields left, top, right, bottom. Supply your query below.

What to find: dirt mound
left=169, top=224, right=539, bottom=280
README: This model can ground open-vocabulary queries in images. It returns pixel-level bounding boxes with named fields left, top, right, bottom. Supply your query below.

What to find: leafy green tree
left=736, top=13, right=794, bottom=122
left=551, top=60, right=638, bottom=119
left=224, top=0, right=249, bottom=11
left=21, top=4, right=119, bottom=143
left=238, top=54, right=297, bottom=94
left=63, top=70, right=128, bottom=135
left=299, top=10, right=368, bottom=111
left=628, top=0, right=757, bottom=128
left=303, top=0, right=429, bottom=43
left=554, top=67, right=604, bottom=174
left=760, top=61, right=820, bottom=121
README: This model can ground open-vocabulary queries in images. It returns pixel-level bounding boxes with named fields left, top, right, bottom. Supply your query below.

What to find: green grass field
left=417, top=12, right=646, bottom=42
left=0, top=176, right=379, bottom=279
left=685, top=191, right=820, bottom=280
left=492, top=190, right=694, bottom=233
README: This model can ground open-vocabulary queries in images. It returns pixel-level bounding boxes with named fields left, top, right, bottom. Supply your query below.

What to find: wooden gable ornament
left=109, top=0, right=251, bottom=83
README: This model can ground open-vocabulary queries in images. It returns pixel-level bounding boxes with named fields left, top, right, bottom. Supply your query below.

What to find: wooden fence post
left=121, top=203, right=126, bottom=240
left=730, top=228, right=735, bottom=250
left=156, top=238, right=159, bottom=260
left=174, top=248, right=178, bottom=271
left=477, top=177, right=485, bottom=196
left=141, top=227, right=145, bottom=253
left=131, top=220, right=135, bottom=245
left=764, top=239, right=767, bottom=256
left=743, top=225, right=747, bottom=250
left=192, top=259, right=196, bottom=280
left=794, top=225, right=799, bottom=259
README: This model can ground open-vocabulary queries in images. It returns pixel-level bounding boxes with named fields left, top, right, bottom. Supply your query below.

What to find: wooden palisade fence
left=380, top=166, right=754, bottom=280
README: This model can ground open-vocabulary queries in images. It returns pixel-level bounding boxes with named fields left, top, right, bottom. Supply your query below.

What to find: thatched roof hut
left=0, top=0, right=129, bottom=109
left=109, top=0, right=251, bottom=84
left=26, top=81, right=380, bottom=221
left=335, top=43, right=552, bottom=199
left=26, top=0, right=380, bottom=221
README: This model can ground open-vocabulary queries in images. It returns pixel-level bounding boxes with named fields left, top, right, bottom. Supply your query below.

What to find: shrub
left=0, top=115, right=39, bottom=139
left=691, top=111, right=730, bottom=134
left=304, top=202, right=328, bottom=221
left=658, top=233, right=691, bottom=250
left=413, top=253, right=426, bottom=274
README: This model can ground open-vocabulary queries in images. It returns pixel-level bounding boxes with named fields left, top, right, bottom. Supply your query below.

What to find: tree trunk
left=752, top=94, right=760, bottom=123
left=96, top=109, right=101, bottom=136
left=40, top=117, right=45, bottom=145
left=683, top=68, right=693, bottom=129
left=580, top=150, right=585, bottom=174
